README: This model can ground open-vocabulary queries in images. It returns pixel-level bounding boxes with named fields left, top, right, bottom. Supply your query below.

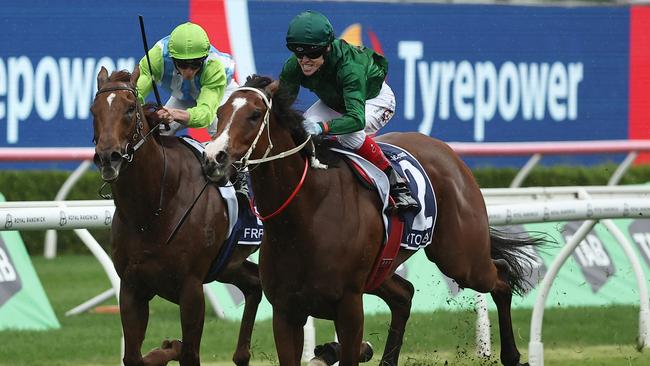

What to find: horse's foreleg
left=178, top=279, right=206, bottom=366
left=272, top=308, right=306, bottom=366
left=334, top=294, right=364, bottom=366
left=218, top=260, right=262, bottom=366
left=369, top=275, right=415, bottom=366
left=490, top=260, right=527, bottom=366
left=120, top=286, right=149, bottom=366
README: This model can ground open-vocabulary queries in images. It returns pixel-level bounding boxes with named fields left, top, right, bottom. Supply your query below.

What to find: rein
left=249, top=157, right=309, bottom=221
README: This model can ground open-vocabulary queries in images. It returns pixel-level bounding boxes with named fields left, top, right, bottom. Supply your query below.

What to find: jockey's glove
left=302, top=117, right=324, bottom=136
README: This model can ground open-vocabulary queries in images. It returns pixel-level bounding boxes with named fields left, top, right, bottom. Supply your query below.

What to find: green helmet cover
left=286, top=11, right=334, bottom=48
left=168, top=22, right=210, bottom=60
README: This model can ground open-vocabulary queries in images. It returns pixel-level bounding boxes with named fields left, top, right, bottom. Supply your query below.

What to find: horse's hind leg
left=491, top=259, right=527, bottom=366
left=369, top=275, right=415, bottom=366
left=217, top=258, right=262, bottom=366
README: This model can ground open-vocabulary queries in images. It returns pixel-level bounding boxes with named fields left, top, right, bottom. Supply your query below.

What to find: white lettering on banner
left=398, top=41, right=584, bottom=141
left=0, top=247, right=17, bottom=282
left=0, top=56, right=136, bottom=144
left=570, top=234, right=611, bottom=267
left=35, top=57, right=61, bottom=121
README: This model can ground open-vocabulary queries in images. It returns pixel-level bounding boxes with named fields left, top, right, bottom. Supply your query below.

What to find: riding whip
left=138, top=15, right=163, bottom=107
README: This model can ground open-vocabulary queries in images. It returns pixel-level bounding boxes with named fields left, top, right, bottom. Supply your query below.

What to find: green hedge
left=2, top=165, right=650, bottom=255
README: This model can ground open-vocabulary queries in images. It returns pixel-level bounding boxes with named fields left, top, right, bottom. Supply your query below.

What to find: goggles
left=173, top=58, right=205, bottom=70
left=288, top=44, right=327, bottom=60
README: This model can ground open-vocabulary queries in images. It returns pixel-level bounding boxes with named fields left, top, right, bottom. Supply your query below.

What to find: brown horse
left=91, top=67, right=262, bottom=366
left=202, top=75, right=548, bottom=366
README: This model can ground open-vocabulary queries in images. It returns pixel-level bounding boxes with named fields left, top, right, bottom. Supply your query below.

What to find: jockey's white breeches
left=303, top=82, right=396, bottom=150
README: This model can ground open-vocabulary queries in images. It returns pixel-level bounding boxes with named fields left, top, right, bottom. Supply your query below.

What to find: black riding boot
left=385, top=166, right=419, bottom=212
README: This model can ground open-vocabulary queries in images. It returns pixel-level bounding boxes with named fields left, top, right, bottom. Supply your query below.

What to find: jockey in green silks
left=279, top=10, right=419, bottom=213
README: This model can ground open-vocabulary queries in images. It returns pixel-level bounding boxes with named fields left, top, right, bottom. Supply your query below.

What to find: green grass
left=2, top=255, right=649, bottom=365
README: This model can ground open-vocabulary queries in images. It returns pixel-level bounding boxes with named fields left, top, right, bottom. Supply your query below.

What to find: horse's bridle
left=94, top=85, right=150, bottom=163
left=94, top=84, right=167, bottom=216
left=235, top=87, right=312, bottom=169
left=227, top=86, right=326, bottom=221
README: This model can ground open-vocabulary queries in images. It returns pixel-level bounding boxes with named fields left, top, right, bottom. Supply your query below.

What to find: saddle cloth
left=179, top=136, right=263, bottom=245
left=331, top=142, right=437, bottom=250
left=178, top=136, right=263, bottom=281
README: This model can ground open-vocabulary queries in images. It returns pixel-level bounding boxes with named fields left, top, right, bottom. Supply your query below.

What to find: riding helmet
left=286, top=11, right=334, bottom=52
left=168, top=22, right=210, bottom=60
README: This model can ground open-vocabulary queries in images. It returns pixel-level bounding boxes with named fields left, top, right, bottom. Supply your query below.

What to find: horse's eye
left=126, top=105, right=136, bottom=115
left=249, top=110, right=262, bottom=121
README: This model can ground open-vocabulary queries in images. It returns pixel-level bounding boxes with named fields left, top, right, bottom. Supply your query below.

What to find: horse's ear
left=97, top=67, right=109, bottom=90
left=130, top=66, right=140, bottom=86
left=265, top=80, right=280, bottom=98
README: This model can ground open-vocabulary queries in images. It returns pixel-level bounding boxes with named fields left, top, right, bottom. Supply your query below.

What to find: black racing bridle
left=94, top=85, right=167, bottom=216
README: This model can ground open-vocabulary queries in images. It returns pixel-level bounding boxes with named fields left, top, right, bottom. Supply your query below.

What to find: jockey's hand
left=302, top=118, right=323, bottom=136
left=155, top=108, right=176, bottom=125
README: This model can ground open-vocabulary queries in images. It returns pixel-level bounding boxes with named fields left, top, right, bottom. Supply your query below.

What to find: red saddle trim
left=345, top=158, right=404, bottom=291
left=365, top=202, right=404, bottom=292
left=347, top=158, right=373, bottom=186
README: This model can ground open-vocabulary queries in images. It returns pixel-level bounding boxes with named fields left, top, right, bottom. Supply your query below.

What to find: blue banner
left=0, top=1, right=633, bottom=168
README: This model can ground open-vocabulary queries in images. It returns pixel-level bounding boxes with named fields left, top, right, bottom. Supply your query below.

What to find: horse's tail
left=489, top=227, right=554, bottom=296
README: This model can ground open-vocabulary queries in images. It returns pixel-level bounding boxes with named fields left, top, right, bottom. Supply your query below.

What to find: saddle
left=314, top=140, right=438, bottom=290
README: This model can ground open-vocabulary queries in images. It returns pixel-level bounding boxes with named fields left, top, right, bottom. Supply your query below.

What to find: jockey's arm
left=184, top=60, right=227, bottom=128
left=324, top=65, right=366, bottom=135
left=135, top=46, right=164, bottom=104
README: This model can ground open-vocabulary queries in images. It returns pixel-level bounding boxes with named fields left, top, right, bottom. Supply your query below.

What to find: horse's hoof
left=360, top=341, right=374, bottom=363
left=314, top=342, right=340, bottom=365
left=308, top=356, right=329, bottom=366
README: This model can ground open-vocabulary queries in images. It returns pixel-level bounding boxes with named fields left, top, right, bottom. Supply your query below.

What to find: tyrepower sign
left=247, top=2, right=631, bottom=143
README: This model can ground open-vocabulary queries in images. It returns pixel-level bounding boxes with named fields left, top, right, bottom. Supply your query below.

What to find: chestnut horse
left=91, top=67, right=262, bottom=366
left=202, top=75, right=547, bottom=366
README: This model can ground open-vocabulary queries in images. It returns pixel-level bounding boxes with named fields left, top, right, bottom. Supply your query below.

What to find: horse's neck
left=112, top=137, right=170, bottom=216
left=249, top=129, right=321, bottom=221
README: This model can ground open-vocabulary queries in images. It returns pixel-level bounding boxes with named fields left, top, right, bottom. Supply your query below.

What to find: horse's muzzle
left=202, top=151, right=231, bottom=186
left=93, top=150, right=124, bottom=182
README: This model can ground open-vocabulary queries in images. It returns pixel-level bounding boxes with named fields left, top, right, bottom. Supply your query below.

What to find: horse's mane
left=243, top=75, right=305, bottom=136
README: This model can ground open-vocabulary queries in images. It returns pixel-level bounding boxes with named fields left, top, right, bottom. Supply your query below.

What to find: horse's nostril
left=215, top=151, right=228, bottom=165
left=110, top=151, right=123, bottom=162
